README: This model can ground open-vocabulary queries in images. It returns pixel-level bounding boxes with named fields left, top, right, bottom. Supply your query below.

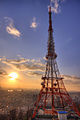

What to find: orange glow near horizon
left=0, top=71, right=80, bottom=92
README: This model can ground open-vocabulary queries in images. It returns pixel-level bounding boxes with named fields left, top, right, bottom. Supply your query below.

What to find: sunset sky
left=0, top=0, right=80, bottom=91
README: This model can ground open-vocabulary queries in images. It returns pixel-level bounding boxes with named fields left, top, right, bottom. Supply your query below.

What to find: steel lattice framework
left=32, top=6, right=80, bottom=119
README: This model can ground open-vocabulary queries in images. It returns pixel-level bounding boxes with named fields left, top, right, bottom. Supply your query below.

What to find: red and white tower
left=32, top=5, right=80, bottom=119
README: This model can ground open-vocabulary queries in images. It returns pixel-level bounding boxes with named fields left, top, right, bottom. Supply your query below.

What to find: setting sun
left=8, top=72, right=18, bottom=80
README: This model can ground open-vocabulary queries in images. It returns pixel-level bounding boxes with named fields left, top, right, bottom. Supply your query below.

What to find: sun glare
left=8, top=72, right=18, bottom=80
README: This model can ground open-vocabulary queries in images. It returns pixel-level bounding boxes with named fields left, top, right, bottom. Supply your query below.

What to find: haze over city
left=0, top=0, right=80, bottom=91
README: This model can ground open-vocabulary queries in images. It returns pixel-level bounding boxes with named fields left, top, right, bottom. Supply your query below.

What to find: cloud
left=30, top=17, right=38, bottom=29
left=51, top=0, right=59, bottom=13
left=0, top=56, right=80, bottom=91
left=50, top=0, right=65, bottom=14
left=1, top=57, right=45, bottom=78
left=0, top=69, right=7, bottom=76
left=1, top=56, right=80, bottom=85
left=62, top=75, right=80, bottom=84
left=4, top=17, right=21, bottom=37
left=25, top=71, right=44, bottom=77
left=5, top=58, right=28, bottom=64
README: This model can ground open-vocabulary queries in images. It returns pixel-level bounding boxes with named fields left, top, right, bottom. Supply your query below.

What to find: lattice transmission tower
left=32, top=5, right=80, bottom=119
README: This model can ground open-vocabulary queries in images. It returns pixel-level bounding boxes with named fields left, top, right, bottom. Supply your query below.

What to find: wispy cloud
left=50, top=0, right=65, bottom=14
left=1, top=57, right=45, bottom=77
left=4, top=17, right=21, bottom=38
left=0, top=69, right=7, bottom=76
left=30, top=17, right=38, bottom=29
left=61, top=75, right=80, bottom=84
